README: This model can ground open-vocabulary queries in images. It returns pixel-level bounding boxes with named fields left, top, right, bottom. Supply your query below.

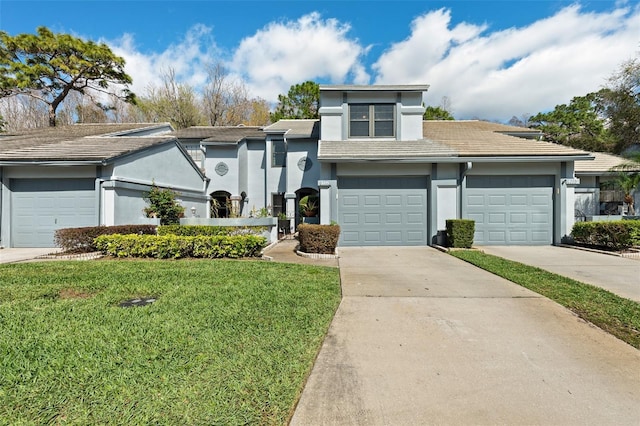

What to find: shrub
left=446, top=219, right=475, bottom=248
left=571, top=220, right=640, bottom=250
left=158, top=225, right=266, bottom=237
left=143, top=184, right=184, bottom=225
left=54, top=225, right=157, bottom=253
left=94, top=234, right=266, bottom=259
left=298, top=224, right=340, bottom=254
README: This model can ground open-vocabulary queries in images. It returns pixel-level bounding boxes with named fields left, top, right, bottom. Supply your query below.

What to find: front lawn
left=0, top=260, right=341, bottom=424
left=450, top=250, right=640, bottom=349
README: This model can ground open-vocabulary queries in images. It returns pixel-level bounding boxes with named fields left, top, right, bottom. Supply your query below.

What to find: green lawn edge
left=449, top=250, right=640, bottom=349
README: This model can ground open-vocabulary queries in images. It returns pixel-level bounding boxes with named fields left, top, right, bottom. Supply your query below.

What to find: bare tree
left=202, top=62, right=268, bottom=126
left=0, top=95, right=48, bottom=131
left=136, top=68, right=205, bottom=129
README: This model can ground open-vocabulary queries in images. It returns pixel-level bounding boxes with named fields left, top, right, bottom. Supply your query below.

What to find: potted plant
left=277, top=212, right=291, bottom=235
left=299, top=195, right=319, bottom=223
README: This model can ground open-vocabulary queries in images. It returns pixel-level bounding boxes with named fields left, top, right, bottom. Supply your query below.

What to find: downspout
left=460, top=161, right=473, bottom=184
left=459, top=161, right=473, bottom=224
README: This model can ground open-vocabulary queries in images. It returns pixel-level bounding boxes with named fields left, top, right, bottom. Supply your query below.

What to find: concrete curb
left=295, top=250, right=339, bottom=260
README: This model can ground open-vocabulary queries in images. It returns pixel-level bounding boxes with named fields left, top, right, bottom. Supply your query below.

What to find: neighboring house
left=574, top=152, right=640, bottom=218
left=176, top=84, right=593, bottom=246
left=172, top=122, right=320, bottom=220
left=0, top=123, right=208, bottom=247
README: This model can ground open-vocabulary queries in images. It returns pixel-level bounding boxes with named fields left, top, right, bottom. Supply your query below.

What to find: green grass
left=0, top=260, right=341, bottom=425
left=449, top=250, right=640, bottom=349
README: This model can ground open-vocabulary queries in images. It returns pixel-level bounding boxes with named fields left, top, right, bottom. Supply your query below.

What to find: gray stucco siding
left=113, top=142, right=205, bottom=191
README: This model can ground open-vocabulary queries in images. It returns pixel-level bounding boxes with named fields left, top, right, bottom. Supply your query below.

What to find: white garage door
left=465, top=175, right=554, bottom=245
left=338, top=176, right=428, bottom=246
left=11, top=179, right=96, bottom=247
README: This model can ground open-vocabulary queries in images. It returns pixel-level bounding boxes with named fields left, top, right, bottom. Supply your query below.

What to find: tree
left=529, top=93, right=614, bottom=152
left=423, top=105, right=454, bottom=120
left=610, top=153, right=640, bottom=215
left=0, top=26, right=135, bottom=127
left=246, top=98, right=271, bottom=126
left=599, top=58, right=640, bottom=154
left=143, top=184, right=184, bottom=225
left=136, top=68, right=204, bottom=129
left=270, top=81, right=319, bottom=122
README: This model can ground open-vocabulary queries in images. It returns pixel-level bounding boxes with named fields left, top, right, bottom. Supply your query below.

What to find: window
left=349, top=104, right=395, bottom=138
left=272, top=193, right=285, bottom=217
left=184, top=144, right=203, bottom=163
left=272, top=139, right=286, bottom=167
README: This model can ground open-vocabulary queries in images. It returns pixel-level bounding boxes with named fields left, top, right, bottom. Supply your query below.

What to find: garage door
left=465, top=176, right=553, bottom=245
left=338, top=176, right=427, bottom=246
left=11, top=179, right=96, bottom=247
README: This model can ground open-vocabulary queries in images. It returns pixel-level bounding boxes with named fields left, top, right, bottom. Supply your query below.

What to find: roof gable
left=0, top=123, right=178, bottom=163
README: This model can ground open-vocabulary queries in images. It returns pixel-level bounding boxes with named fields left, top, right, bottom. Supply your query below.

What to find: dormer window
left=349, top=104, right=395, bottom=138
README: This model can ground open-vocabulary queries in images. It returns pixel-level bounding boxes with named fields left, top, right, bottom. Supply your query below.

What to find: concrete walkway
left=0, top=248, right=60, bottom=264
left=290, top=246, right=640, bottom=425
left=262, top=238, right=339, bottom=268
left=479, top=245, right=640, bottom=303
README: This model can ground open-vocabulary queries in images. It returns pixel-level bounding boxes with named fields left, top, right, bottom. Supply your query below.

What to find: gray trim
left=321, top=84, right=430, bottom=92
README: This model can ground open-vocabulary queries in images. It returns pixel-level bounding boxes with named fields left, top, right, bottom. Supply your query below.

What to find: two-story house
left=176, top=84, right=593, bottom=246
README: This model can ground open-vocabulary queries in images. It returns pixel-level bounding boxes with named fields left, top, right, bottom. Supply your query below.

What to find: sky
left=1, top=0, right=638, bottom=122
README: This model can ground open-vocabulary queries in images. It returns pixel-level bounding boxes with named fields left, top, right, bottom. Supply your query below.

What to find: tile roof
left=172, top=126, right=265, bottom=143
left=0, top=123, right=177, bottom=162
left=264, top=120, right=319, bottom=139
left=318, top=120, right=590, bottom=160
left=575, top=152, right=640, bottom=173
left=422, top=121, right=588, bottom=157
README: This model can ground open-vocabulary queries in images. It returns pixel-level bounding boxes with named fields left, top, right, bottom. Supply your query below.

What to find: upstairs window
left=184, top=144, right=203, bottom=163
left=272, top=139, right=286, bottom=167
left=349, top=104, right=395, bottom=138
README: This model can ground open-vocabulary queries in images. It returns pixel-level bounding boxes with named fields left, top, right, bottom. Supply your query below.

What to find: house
left=574, top=151, right=640, bottom=218
left=172, top=121, right=321, bottom=221
left=0, top=123, right=208, bottom=247
left=176, top=84, right=594, bottom=246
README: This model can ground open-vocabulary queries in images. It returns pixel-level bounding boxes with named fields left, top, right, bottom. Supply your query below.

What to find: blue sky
left=1, top=1, right=638, bottom=121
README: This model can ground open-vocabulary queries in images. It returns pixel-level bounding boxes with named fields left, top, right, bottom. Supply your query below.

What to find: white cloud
left=107, top=24, right=219, bottom=97
left=230, top=12, right=369, bottom=102
left=373, top=4, right=640, bottom=120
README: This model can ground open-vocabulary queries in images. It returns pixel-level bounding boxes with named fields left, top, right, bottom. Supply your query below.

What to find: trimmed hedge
left=571, top=220, right=640, bottom=250
left=157, top=225, right=265, bottom=237
left=54, top=225, right=157, bottom=253
left=446, top=219, right=475, bottom=248
left=298, top=224, right=340, bottom=254
left=94, top=234, right=267, bottom=259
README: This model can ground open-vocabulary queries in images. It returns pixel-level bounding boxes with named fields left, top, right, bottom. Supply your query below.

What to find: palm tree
left=611, top=153, right=640, bottom=215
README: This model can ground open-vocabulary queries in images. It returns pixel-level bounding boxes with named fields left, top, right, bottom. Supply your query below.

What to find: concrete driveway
left=479, top=245, right=640, bottom=303
left=290, top=246, right=640, bottom=425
